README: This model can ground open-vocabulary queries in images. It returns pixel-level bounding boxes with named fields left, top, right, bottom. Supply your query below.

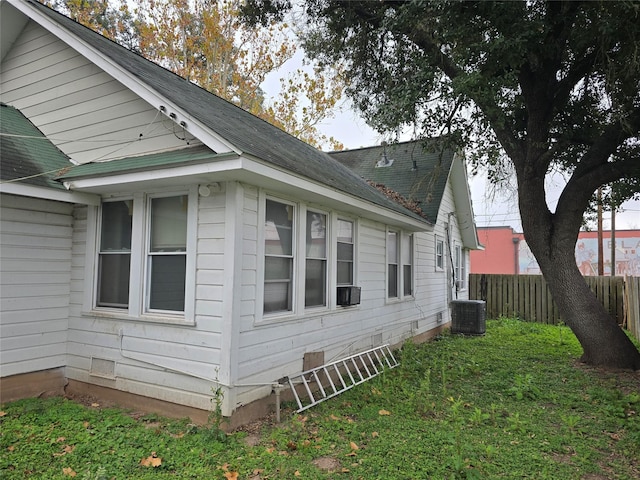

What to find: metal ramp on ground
left=287, top=344, right=399, bottom=412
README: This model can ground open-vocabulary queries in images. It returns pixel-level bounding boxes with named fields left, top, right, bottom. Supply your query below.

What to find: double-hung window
left=387, top=230, right=399, bottom=298
left=147, top=195, right=188, bottom=312
left=402, top=234, right=413, bottom=297
left=388, top=230, right=414, bottom=300
left=454, top=244, right=467, bottom=290
left=436, top=237, right=444, bottom=271
left=305, top=210, right=327, bottom=307
left=336, top=219, right=354, bottom=286
left=97, top=200, right=132, bottom=308
left=264, top=199, right=295, bottom=314
left=93, top=191, right=194, bottom=321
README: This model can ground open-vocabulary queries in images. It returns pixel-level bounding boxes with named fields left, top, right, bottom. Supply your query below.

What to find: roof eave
left=62, top=156, right=432, bottom=231
left=450, top=153, right=481, bottom=249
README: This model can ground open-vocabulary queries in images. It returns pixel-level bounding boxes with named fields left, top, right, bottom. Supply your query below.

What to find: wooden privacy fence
left=469, top=274, right=640, bottom=339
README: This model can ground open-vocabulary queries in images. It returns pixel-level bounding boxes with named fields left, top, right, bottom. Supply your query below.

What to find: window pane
left=403, top=265, right=412, bottom=296
left=388, top=264, right=398, bottom=298
left=305, top=259, right=326, bottom=307
left=306, top=211, right=326, bottom=258
left=265, top=200, right=293, bottom=255
left=265, top=256, right=292, bottom=280
left=264, top=256, right=293, bottom=313
left=264, top=282, right=292, bottom=313
left=150, top=196, right=188, bottom=252
left=337, top=219, right=353, bottom=242
left=337, top=242, right=353, bottom=261
left=149, top=255, right=186, bottom=311
left=101, top=201, right=132, bottom=251
left=97, top=253, right=130, bottom=307
left=387, top=231, right=398, bottom=260
left=401, top=234, right=412, bottom=264
left=337, top=261, right=353, bottom=285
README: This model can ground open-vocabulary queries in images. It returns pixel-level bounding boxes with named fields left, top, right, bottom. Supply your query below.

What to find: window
left=93, top=190, right=195, bottom=322
left=387, top=230, right=399, bottom=298
left=305, top=211, right=327, bottom=307
left=402, top=234, right=413, bottom=296
left=147, top=195, right=187, bottom=312
left=336, top=219, right=354, bottom=286
left=264, top=199, right=295, bottom=314
left=436, top=237, right=444, bottom=271
left=97, top=200, right=132, bottom=308
left=455, top=244, right=467, bottom=290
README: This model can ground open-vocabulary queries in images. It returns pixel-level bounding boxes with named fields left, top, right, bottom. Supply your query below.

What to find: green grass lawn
left=1, top=318, right=639, bottom=479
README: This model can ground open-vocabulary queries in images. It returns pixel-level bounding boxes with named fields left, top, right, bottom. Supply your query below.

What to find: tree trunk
left=518, top=175, right=640, bottom=370
left=535, top=247, right=640, bottom=369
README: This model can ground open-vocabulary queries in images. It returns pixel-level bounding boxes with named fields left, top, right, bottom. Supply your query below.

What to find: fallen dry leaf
left=224, top=472, right=239, bottom=480
left=140, top=452, right=162, bottom=467
left=378, top=409, right=391, bottom=416
left=350, top=441, right=359, bottom=451
left=62, top=467, right=77, bottom=477
left=7, top=446, right=15, bottom=452
left=294, top=471, right=301, bottom=476
left=372, top=431, right=379, bottom=438
left=90, top=403, right=100, bottom=408
left=330, top=414, right=341, bottom=421
left=83, top=421, right=90, bottom=429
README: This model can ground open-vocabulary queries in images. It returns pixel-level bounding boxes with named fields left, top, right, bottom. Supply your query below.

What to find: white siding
left=0, top=21, right=200, bottom=164
left=0, top=194, right=72, bottom=376
left=231, top=182, right=467, bottom=409
left=65, top=190, right=226, bottom=412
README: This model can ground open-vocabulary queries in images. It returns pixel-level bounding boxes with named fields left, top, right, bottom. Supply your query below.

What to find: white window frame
left=402, top=233, right=414, bottom=297
left=387, top=229, right=415, bottom=301
left=436, top=236, right=445, bottom=271
left=387, top=229, right=399, bottom=299
left=256, top=193, right=359, bottom=322
left=304, top=207, right=329, bottom=309
left=262, top=196, right=297, bottom=317
left=454, top=243, right=467, bottom=291
left=85, top=187, right=197, bottom=325
left=336, top=218, right=355, bottom=287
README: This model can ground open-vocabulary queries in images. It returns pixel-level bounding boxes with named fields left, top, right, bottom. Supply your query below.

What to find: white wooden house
left=0, top=0, right=480, bottom=425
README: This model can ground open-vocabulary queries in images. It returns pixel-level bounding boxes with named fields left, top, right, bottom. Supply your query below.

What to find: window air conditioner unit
left=451, top=300, right=486, bottom=335
left=337, top=286, right=361, bottom=306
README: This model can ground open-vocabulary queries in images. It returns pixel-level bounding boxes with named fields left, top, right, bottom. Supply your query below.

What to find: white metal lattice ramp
left=287, top=344, right=399, bottom=412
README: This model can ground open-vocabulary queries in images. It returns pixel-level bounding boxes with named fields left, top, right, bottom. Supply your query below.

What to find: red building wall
left=471, top=227, right=523, bottom=274
left=471, top=227, right=640, bottom=276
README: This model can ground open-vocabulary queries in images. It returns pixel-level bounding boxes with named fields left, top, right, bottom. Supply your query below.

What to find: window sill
left=82, top=309, right=196, bottom=327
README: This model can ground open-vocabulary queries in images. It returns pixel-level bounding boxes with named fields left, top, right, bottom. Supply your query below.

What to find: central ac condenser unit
left=451, top=300, right=486, bottom=335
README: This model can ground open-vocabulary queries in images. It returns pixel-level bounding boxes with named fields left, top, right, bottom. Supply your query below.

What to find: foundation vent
left=90, top=358, right=116, bottom=379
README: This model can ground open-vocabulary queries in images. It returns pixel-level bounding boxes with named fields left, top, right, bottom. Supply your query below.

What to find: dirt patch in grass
left=312, top=456, right=342, bottom=472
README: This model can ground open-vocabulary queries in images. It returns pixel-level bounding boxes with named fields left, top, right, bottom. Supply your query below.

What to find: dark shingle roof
left=329, top=140, right=455, bottom=224
left=24, top=0, right=429, bottom=225
left=0, top=102, right=71, bottom=189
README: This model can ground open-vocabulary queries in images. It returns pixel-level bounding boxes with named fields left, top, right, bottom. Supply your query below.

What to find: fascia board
left=0, top=181, right=100, bottom=205
left=62, top=156, right=244, bottom=190
left=450, top=153, right=481, bottom=249
left=63, top=154, right=432, bottom=231
left=9, top=0, right=239, bottom=156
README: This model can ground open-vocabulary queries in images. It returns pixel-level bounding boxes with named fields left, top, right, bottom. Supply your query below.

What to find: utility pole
left=611, top=206, right=616, bottom=276
left=597, top=187, right=604, bottom=276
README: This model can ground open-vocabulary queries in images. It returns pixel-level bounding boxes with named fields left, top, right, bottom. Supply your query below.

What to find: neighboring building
left=0, top=0, right=480, bottom=425
left=471, top=226, right=640, bottom=276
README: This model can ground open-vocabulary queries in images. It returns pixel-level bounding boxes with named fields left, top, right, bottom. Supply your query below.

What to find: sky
left=262, top=54, right=639, bottom=233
